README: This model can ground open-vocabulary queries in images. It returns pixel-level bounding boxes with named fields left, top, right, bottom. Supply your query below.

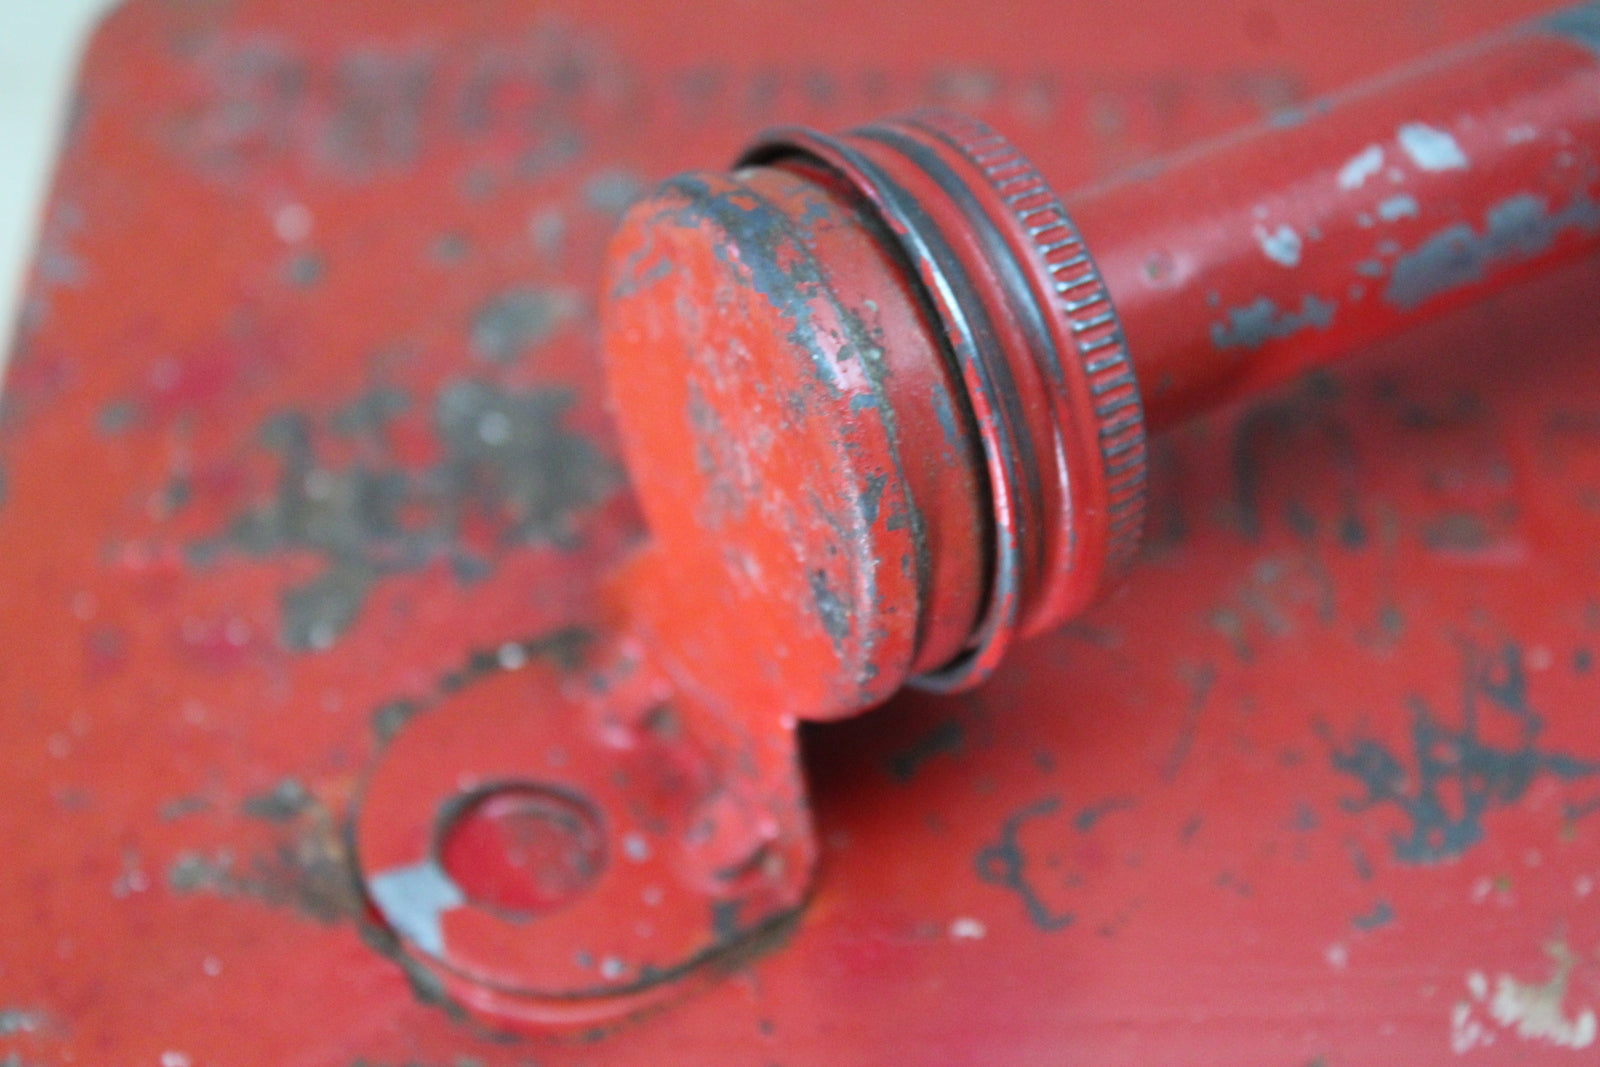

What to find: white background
left=1, top=0, right=119, bottom=368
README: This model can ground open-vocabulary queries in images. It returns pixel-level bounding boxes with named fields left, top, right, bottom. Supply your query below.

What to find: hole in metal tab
left=435, top=783, right=608, bottom=920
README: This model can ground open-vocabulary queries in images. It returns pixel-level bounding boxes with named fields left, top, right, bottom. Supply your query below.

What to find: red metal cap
left=601, top=162, right=985, bottom=720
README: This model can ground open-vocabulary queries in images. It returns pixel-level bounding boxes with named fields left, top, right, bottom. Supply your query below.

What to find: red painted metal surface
left=7, top=0, right=1600, bottom=1063
left=1079, top=11, right=1600, bottom=433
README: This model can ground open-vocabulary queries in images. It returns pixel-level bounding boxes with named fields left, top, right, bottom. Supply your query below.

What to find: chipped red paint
left=6, top=0, right=1600, bottom=1063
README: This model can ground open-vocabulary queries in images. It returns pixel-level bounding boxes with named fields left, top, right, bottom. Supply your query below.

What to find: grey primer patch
left=192, top=382, right=614, bottom=651
left=976, top=797, right=1074, bottom=931
left=1386, top=191, right=1600, bottom=309
left=1228, top=374, right=1366, bottom=544
left=320, top=50, right=432, bottom=177
left=241, top=778, right=313, bottom=822
left=1254, top=223, right=1303, bottom=267
left=1211, top=295, right=1337, bottom=351
left=884, top=718, right=964, bottom=782
left=1268, top=99, right=1330, bottom=129
left=1330, top=642, right=1600, bottom=863
left=711, top=898, right=744, bottom=941
left=1545, top=2, right=1600, bottom=56
left=283, top=252, right=326, bottom=287
left=471, top=288, right=570, bottom=364
left=1377, top=194, right=1419, bottom=222
left=0, top=1009, right=45, bottom=1035
left=1339, top=144, right=1385, bottom=190
left=1396, top=122, right=1468, bottom=172
left=97, top=400, right=140, bottom=434
left=584, top=168, right=645, bottom=215
left=809, top=569, right=851, bottom=652
left=167, top=822, right=363, bottom=925
left=1352, top=899, right=1395, bottom=931
left=1074, top=796, right=1134, bottom=832
left=367, top=861, right=465, bottom=957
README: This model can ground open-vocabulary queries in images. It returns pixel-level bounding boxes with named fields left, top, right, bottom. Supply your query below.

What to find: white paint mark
left=1527, top=645, right=1554, bottom=671
left=367, top=861, right=465, bottom=957
left=202, top=955, right=222, bottom=977
left=302, top=468, right=335, bottom=500
left=496, top=641, right=527, bottom=670
left=111, top=851, right=150, bottom=899
left=1452, top=943, right=1599, bottom=1053
left=1398, top=122, right=1469, bottom=171
left=1507, top=124, right=1538, bottom=145
left=273, top=203, right=313, bottom=243
left=1326, top=943, right=1349, bottom=969
left=1489, top=970, right=1597, bottom=1048
left=622, top=832, right=651, bottom=862
left=1576, top=875, right=1594, bottom=898
left=1253, top=223, right=1302, bottom=267
left=1452, top=1001, right=1495, bottom=1053
left=950, top=917, right=987, bottom=941
left=1377, top=194, right=1420, bottom=222
left=1338, top=144, right=1385, bottom=190
left=161, top=1053, right=193, bottom=1067
left=477, top=409, right=512, bottom=445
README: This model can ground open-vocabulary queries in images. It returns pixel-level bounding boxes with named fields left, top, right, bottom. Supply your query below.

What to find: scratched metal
left=5, top=0, right=1600, bottom=1064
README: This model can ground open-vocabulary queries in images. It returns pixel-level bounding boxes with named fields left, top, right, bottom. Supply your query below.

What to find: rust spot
left=168, top=795, right=363, bottom=924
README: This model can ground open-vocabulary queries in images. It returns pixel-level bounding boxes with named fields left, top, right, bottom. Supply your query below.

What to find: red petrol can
left=6, top=1, right=1600, bottom=1063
